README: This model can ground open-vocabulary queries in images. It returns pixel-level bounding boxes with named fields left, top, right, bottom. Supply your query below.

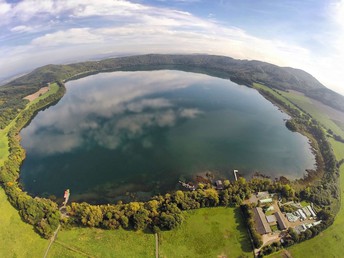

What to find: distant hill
left=3, top=54, right=344, bottom=112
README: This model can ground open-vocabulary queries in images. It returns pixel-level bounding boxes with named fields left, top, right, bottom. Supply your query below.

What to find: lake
left=19, top=70, right=315, bottom=203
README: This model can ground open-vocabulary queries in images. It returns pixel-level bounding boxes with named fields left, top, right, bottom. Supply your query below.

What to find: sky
left=0, top=0, right=343, bottom=95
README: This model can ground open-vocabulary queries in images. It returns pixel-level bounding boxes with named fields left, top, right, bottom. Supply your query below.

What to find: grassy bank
left=159, top=207, right=252, bottom=258
left=46, top=207, right=251, bottom=258
left=0, top=83, right=61, bottom=257
left=48, top=227, right=155, bottom=258
left=0, top=83, right=59, bottom=166
left=0, top=187, right=48, bottom=257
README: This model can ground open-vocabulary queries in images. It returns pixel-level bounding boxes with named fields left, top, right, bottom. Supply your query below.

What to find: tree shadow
left=233, top=207, right=254, bottom=253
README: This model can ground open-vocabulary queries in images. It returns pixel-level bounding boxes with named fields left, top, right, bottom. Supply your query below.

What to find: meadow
left=48, top=227, right=155, bottom=258
left=159, top=207, right=252, bottom=258
left=0, top=187, right=48, bottom=257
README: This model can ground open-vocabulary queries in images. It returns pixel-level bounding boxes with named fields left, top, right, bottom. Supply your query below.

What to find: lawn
left=0, top=83, right=60, bottom=257
left=252, top=83, right=297, bottom=110
left=0, top=187, right=48, bottom=257
left=0, top=83, right=59, bottom=166
left=159, top=207, right=252, bottom=258
left=48, top=227, right=155, bottom=258
left=280, top=90, right=344, bottom=138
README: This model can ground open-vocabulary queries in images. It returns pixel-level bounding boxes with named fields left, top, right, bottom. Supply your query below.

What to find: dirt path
left=43, top=224, right=61, bottom=258
left=155, top=233, right=159, bottom=258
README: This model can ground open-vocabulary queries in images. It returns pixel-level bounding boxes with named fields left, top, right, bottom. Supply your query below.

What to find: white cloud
left=10, top=25, right=35, bottom=32
left=32, top=28, right=104, bottom=46
left=0, top=0, right=343, bottom=95
left=0, top=1, right=11, bottom=16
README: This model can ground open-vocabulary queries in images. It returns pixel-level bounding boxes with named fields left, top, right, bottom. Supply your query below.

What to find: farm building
left=257, top=191, right=269, bottom=199
left=307, top=205, right=317, bottom=217
left=253, top=207, right=272, bottom=235
left=260, top=198, right=273, bottom=204
left=302, top=207, right=311, bottom=217
left=275, top=212, right=287, bottom=230
left=215, top=180, right=223, bottom=190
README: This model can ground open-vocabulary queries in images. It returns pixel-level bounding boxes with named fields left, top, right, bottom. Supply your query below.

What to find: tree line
left=0, top=82, right=65, bottom=238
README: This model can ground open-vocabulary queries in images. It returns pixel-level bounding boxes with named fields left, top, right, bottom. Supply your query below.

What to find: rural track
left=155, top=233, right=159, bottom=258
left=43, top=224, right=61, bottom=258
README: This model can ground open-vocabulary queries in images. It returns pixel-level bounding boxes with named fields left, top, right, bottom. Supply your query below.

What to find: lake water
left=19, top=70, right=315, bottom=203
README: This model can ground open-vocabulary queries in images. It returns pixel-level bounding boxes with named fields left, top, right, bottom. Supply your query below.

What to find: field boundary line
left=54, top=240, right=95, bottom=258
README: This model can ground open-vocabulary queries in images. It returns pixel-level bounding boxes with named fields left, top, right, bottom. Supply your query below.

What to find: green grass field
left=280, top=90, right=344, bottom=138
left=0, top=83, right=60, bottom=257
left=0, top=187, right=48, bottom=257
left=159, top=207, right=252, bottom=258
left=253, top=83, right=297, bottom=110
left=48, top=227, right=155, bottom=258
left=0, top=83, right=59, bottom=166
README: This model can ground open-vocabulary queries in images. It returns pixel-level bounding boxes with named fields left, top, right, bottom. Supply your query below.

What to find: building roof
left=302, top=207, right=311, bottom=217
left=253, top=207, right=272, bottom=235
left=260, top=198, right=273, bottom=203
left=274, top=212, right=287, bottom=230
left=257, top=191, right=269, bottom=199
left=266, top=214, right=277, bottom=223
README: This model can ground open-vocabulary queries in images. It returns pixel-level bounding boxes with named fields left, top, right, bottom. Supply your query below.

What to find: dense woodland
left=0, top=57, right=342, bottom=249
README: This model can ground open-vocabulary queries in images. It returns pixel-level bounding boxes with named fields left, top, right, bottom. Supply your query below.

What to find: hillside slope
left=1, top=54, right=343, bottom=118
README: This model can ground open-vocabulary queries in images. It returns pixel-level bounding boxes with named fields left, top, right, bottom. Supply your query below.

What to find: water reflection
left=21, top=71, right=206, bottom=155
left=20, top=70, right=315, bottom=202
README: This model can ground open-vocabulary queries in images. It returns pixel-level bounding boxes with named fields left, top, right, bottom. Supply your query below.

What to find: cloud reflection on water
left=21, top=71, right=206, bottom=155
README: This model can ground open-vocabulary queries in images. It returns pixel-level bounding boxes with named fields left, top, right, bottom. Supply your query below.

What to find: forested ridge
left=1, top=54, right=344, bottom=130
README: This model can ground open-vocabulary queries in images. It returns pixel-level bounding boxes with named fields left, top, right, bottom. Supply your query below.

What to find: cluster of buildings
left=250, top=191, right=322, bottom=239
left=251, top=192, right=287, bottom=235
left=285, top=205, right=316, bottom=222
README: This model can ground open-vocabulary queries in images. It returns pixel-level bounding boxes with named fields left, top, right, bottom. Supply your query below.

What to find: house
left=215, top=180, right=223, bottom=190
left=257, top=191, right=270, bottom=200
left=253, top=207, right=272, bottom=235
left=275, top=212, right=287, bottom=230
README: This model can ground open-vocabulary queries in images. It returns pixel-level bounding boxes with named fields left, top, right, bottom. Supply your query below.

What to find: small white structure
left=260, top=198, right=273, bottom=204
left=298, top=209, right=307, bottom=220
left=233, top=170, right=238, bottom=181
left=302, top=207, right=312, bottom=217
left=307, top=205, right=317, bottom=217
left=313, top=220, right=322, bottom=226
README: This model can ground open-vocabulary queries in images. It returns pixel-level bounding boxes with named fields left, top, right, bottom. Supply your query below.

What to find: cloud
left=10, top=25, right=35, bottom=32
left=32, top=28, right=104, bottom=46
left=0, top=0, right=343, bottom=95
left=0, top=1, right=11, bottom=16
